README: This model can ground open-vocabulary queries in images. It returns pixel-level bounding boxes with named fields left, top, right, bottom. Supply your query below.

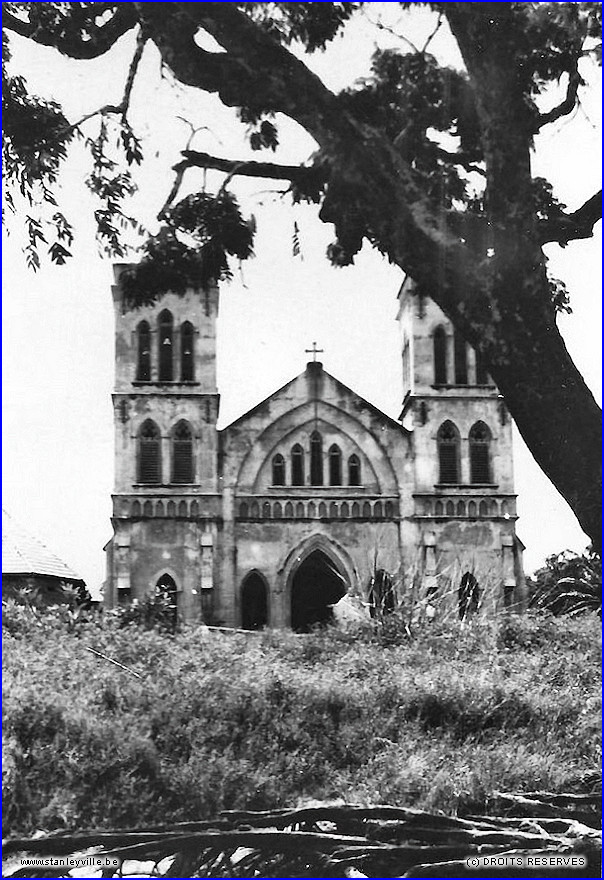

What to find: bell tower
left=104, top=265, right=221, bottom=622
left=396, top=276, right=525, bottom=612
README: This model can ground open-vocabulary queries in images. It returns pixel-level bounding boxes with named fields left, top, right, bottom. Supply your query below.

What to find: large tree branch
left=137, top=4, right=472, bottom=269
left=133, top=3, right=340, bottom=142
left=176, top=151, right=327, bottom=187
left=160, top=151, right=327, bottom=219
left=2, top=10, right=34, bottom=38
left=539, top=191, right=602, bottom=245
left=432, top=146, right=486, bottom=176
left=65, top=29, right=146, bottom=133
left=535, top=63, right=583, bottom=131
left=2, top=5, right=138, bottom=59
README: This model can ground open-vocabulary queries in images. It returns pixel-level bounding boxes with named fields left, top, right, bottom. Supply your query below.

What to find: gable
left=223, top=364, right=406, bottom=435
left=221, top=364, right=410, bottom=494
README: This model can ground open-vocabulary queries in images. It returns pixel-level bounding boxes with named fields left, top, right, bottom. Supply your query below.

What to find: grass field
left=2, top=604, right=600, bottom=836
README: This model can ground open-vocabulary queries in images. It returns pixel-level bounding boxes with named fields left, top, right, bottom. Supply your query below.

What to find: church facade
left=104, top=266, right=526, bottom=629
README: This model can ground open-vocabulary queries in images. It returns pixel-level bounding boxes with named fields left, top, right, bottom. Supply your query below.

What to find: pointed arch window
left=291, top=444, right=304, bottom=486
left=180, top=321, right=195, bottom=382
left=469, top=421, right=492, bottom=483
left=158, top=310, right=174, bottom=381
left=136, top=321, right=151, bottom=381
left=453, top=330, right=468, bottom=385
left=310, top=431, right=323, bottom=485
left=138, top=420, right=161, bottom=484
left=433, top=326, right=448, bottom=384
left=329, top=444, right=342, bottom=486
left=171, top=421, right=194, bottom=484
left=348, top=454, right=361, bottom=486
left=437, top=421, right=460, bottom=484
left=272, top=453, right=285, bottom=486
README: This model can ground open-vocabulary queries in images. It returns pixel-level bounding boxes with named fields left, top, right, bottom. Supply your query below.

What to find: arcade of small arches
left=432, top=324, right=491, bottom=386
left=137, top=419, right=195, bottom=485
left=270, top=432, right=362, bottom=488
left=115, top=494, right=511, bottom=521
left=437, top=420, right=493, bottom=485
left=127, top=497, right=202, bottom=519
left=135, top=310, right=196, bottom=383
left=238, top=497, right=397, bottom=521
left=416, top=496, right=514, bottom=518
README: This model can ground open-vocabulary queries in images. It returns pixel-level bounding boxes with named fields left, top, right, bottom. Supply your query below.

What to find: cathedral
left=103, top=265, right=526, bottom=629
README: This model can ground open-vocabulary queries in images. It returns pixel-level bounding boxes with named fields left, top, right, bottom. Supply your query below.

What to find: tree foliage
left=120, top=193, right=255, bottom=306
left=1, top=2, right=602, bottom=548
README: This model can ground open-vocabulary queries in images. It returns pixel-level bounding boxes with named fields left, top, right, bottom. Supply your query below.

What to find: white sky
left=2, top=6, right=601, bottom=593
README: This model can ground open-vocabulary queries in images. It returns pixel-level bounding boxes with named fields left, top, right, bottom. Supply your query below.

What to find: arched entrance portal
left=241, top=573, right=268, bottom=630
left=291, top=550, right=347, bottom=633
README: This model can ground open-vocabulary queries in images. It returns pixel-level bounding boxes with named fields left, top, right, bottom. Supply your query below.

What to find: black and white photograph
left=2, top=2, right=601, bottom=877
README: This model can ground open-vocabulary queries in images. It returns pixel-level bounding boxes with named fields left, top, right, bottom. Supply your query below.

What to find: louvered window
left=158, top=310, right=174, bottom=381
left=291, top=444, right=304, bottom=486
left=138, top=420, right=161, bottom=484
left=136, top=321, right=151, bottom=381
left=433, top=326, right=447, bottom=384
left=272, top=454, right=285, bottom=486
left=329, top=445, right=342, bottom=485
left=172, top=421, right=193, bottom=483
left=454, top=330, right=468, bottom=385
left=348, top=454, right=361, bottom=486
left=469, top=421, right=492, bottom=483
left=181, top=321, right=195, bottom=381
left=310, top=431, right=323, bottom=485
left=437, top=421, right=460, bottom=483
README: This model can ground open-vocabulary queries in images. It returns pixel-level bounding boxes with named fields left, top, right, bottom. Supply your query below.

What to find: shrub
left=528, top=547, right=602, bottom=616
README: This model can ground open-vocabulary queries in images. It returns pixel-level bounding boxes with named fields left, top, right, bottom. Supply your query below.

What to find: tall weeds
left=2, top=601, right=600, bottom=836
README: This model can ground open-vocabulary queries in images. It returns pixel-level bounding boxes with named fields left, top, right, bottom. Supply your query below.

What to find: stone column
left=218, top=486, right=237, bottom=627
left=419, top=531, right=438, bottom=622
left=422, top=531, right=438, bottom=593
left=199, top=530, right=214, bottom=624
left=114, top=528, right=131, bottom=603
left=501, top=534, right=517, bottom=612
left=467, top=345, right=477, bottom=386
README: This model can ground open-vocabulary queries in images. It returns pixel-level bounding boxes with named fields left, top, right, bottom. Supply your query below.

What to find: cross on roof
left=305, top=342, right=324, bottom=362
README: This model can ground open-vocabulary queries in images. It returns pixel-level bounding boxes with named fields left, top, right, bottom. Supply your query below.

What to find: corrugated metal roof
left=2, top=509, right=83, bottom=582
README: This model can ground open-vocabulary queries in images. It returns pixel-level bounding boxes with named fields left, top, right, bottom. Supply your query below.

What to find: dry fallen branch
left=2, top=797, right=600, bottom=878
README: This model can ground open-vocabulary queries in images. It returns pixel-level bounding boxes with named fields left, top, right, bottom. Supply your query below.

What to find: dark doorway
left=291, top=550, right=347, bottom=632
left=156, top=574, right=178, bottom=629
left=241, top=573, right=268, bottom=630
left=458, top=571, right=480, bottom=620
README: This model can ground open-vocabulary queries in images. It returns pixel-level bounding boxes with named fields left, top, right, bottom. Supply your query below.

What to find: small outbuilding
left=2, top=509, right=86, bottom=605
